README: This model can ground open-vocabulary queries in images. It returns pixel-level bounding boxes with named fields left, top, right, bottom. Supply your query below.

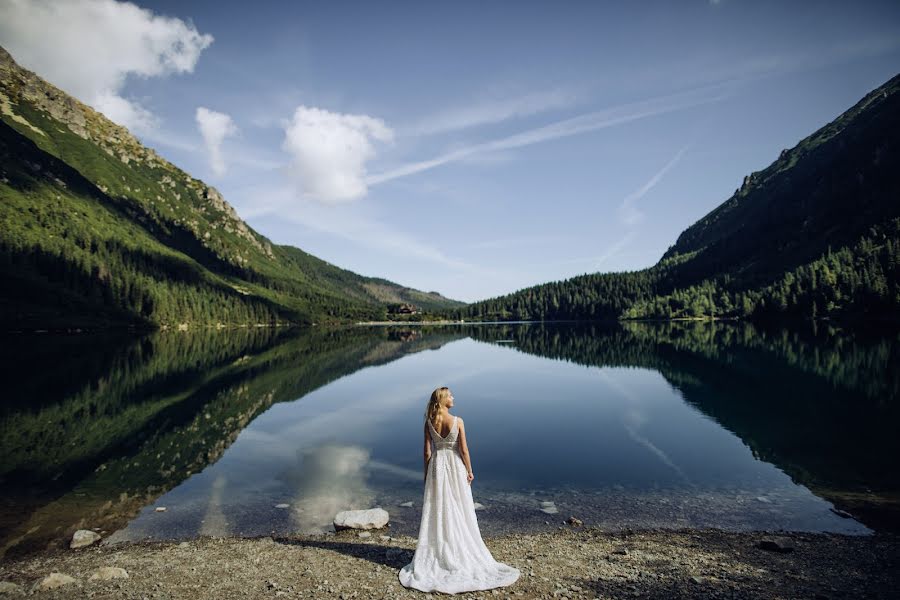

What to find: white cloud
left=407, top=88, right=577, bottom=136
left=0, top=0, right=213, bottom=132
left=282, top=106, right=394, bottom=202
left=618, top=145, right=690, bottom=226
left=367, top=84, right=727, bottom=186
left=195, top=107, right=238, bottom=176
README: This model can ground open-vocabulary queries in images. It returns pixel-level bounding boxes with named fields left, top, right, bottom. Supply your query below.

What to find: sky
left=2, top=0, right=899, bottom=302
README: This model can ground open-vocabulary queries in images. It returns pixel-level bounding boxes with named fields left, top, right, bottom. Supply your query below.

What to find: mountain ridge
left=455, top=72, right=900, bottom=322
left=0, top=45, right=462, bottom=330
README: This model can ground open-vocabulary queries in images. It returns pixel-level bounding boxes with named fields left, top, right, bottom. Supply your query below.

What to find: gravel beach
left=1, top=527, right=897, bottom=599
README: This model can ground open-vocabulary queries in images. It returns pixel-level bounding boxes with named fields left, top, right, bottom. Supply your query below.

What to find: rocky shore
left=1, top=527, right=898, bottom=599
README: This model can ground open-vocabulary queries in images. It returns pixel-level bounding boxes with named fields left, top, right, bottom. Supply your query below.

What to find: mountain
left=456, top=73, right=900, bottom=322
left=0, top=46, right=462, bottom=331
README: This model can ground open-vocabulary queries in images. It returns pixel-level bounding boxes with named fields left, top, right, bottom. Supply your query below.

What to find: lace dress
left=398, top=415, right=520, bottom=594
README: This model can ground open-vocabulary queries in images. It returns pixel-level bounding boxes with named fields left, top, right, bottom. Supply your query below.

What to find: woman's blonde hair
left=425, top=386, right=451, bottom=431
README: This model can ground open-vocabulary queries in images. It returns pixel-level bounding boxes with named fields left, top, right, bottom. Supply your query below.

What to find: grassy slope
left=0, top=46, right=461, bottom=329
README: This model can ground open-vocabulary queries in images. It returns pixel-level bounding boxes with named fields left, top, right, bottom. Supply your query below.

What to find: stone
left=155, top=506, right=167, bottom=512
left=88, top=567, right=129, bottom=581
left=540, top=502, right=559, bottom=515
left=33, top=573, right=77, bottom=591
left=566, top=516, right=583, bottom=527
left=830, top=507, right=854, bottom=519
left=757, top=537, right=795, bottom=553
left=0, top=581, right=24, bottom=596
left=70, top=529, right=101, bottom=549
left=755, top=496, right=772, bottom=503
left=399, top=501, right=414, bottom=508
left=358, top=532, right=372, bottom=538
left=274, top=503, right=290, bottom=509
left=473, top=502, right=485, bottom=510
left=333, top=508, right=390, bottom=530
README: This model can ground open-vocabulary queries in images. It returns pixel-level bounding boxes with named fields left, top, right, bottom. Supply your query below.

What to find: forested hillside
left=456, top=73, right=900, bottom=322
left=0, top=46, right=461, bottom=331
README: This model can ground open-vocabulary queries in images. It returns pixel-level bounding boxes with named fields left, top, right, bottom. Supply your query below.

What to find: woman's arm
left=423, top=421, right=432, bottom=482
left=456, top=417, right=475, bottom=485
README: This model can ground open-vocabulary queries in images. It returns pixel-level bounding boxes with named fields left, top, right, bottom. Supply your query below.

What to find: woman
left=398, top=387, right=520, bottom=594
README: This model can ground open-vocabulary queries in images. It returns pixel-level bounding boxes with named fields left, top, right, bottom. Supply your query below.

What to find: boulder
left=333, top=508, right=389, bottom=531
left=88, top=567, right=129, bottom=581
left=70, top=529, right=101, bottom=549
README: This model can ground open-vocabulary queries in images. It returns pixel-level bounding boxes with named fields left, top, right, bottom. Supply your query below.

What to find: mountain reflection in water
left=1, top=322, right=897, bottom=558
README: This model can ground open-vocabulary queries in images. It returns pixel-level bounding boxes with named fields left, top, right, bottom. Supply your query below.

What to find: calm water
left=2, top=322, right=898, bottom=558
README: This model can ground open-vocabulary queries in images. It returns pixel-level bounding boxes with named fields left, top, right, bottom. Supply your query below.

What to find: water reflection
left=2, top=321, right=898, bottom=558
left=283, top=444, right=374, bottom=534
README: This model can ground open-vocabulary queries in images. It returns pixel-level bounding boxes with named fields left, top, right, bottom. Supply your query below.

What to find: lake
left=2, top=321, right=898, bottom=559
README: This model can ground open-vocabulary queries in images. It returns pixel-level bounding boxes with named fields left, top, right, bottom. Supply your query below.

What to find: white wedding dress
left=398, top=415, right=520, bottom=594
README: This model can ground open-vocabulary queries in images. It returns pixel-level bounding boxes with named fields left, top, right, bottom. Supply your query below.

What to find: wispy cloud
left=236, top=185, right=476, bottom=272
left=466, top=234, right=571, bottom=251
left=405, top=88, right=578, bottom=136
left=619, top=144, right=691, bottom=226
left=367, top=84, right=728, bottom=187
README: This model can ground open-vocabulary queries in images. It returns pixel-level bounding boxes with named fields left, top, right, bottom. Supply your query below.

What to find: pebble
left=274, top=503, right=290, bottom=509
left=155, top=506, right=167, bottom=512
left=33, top=573, right=77, bottom=591
left=0, top=581, right=24, bottom=596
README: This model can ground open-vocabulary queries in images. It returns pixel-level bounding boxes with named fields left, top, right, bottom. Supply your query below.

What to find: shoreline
left=2, top=527, right=897, bottom=599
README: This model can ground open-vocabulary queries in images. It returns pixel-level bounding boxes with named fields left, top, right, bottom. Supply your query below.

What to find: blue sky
left=2, top=1, right=899, bottom=301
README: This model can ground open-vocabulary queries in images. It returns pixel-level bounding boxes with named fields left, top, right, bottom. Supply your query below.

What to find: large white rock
left=70, top=529, right=101, bottom=549
left=34, top=573, right=77, bottom=591
left=88, top=567, right=129, bottom=581
left=333, top=508, right=389, bottom=531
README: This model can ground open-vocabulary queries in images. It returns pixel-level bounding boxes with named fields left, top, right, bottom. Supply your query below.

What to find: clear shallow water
left=3, top=322, right=898, bottom=556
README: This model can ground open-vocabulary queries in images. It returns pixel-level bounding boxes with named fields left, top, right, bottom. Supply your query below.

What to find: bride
left=398, top=387, right=520, bottom=594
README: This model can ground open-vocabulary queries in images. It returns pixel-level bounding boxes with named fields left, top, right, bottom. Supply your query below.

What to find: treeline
left=624, top=219, right=900, bottom=321
left=452, top=270, right=657, bottom=321
left=452, top=220, right=900, bottom=323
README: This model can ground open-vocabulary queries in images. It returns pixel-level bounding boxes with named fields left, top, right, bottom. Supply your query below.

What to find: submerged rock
left=333, top=508, right=390, bottom=530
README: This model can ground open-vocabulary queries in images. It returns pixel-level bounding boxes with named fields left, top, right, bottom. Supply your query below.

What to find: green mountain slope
left=457, top=73, right=900, bottom=322
left=0, top=46, right=462, bottom=330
